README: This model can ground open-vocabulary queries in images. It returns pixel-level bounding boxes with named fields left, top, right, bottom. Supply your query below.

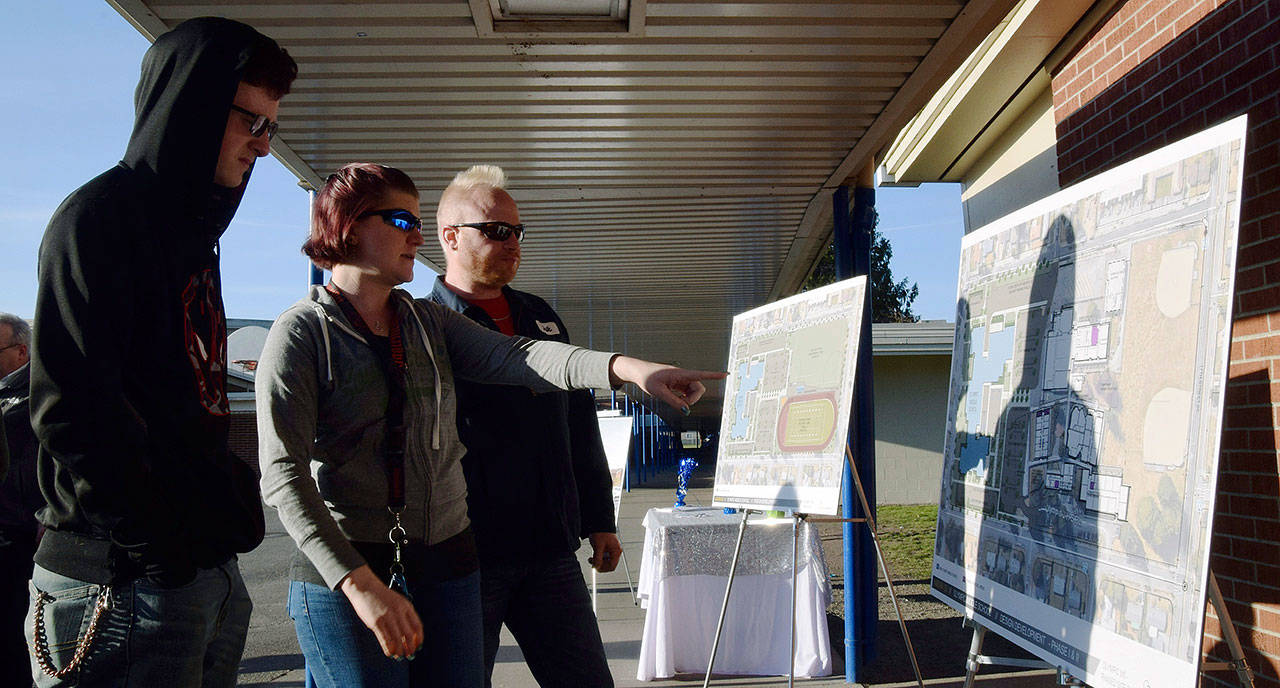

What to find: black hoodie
left=30, top=17, right=281, bottom=585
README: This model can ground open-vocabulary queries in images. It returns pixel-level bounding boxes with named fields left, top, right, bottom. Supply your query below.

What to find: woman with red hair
left=255, top=163, right=721, bottom=687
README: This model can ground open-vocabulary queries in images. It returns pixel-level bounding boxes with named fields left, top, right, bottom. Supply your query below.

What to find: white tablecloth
left=636, top=507, right=832, bottom=680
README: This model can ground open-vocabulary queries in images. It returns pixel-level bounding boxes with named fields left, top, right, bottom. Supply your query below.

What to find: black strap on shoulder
left=325, top=283, right=408, bottom=509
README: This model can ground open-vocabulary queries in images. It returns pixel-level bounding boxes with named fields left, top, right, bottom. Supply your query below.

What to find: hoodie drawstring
left=313, top=305, right=335, bottom=384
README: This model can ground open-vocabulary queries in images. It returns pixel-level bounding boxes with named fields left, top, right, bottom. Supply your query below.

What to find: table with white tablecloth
left=635, top=506, right=832, bottom=681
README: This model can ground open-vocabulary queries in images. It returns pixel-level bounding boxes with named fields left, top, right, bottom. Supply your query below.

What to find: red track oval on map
left=775, top=392, right=838, bottom=452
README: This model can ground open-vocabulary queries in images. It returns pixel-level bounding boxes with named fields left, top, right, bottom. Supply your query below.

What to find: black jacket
left=427, top=278, right=615, bottom=564
left=30, top=18, right=278, bottom=585
left=0, top=363, right=42, bottom=541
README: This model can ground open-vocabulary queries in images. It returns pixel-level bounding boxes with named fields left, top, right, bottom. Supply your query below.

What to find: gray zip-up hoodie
left=256, top=286, right=615, bottom=588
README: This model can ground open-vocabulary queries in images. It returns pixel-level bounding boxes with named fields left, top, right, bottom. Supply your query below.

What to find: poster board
left=931, top=116, right=1247, bottom=688
left=597, top=413, right=634, bottom=517
left=712, top=276, right=867, bottom=515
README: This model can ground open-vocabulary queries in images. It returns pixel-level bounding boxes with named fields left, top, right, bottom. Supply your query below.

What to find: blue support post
left=627, top=396, right=637, bottom=491
left=309, top=191, right=324, bottom=287
left=650, top=407, right=658, bottom=474
left=835, top=184, right=879, bottom=681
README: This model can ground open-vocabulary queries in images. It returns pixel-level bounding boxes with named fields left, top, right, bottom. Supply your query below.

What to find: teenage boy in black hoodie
left=25, top=17, right=295, bottom=687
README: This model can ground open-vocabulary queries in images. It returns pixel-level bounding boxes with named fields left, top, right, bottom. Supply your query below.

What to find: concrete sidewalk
left=236, top=466, right=1059, bottom=687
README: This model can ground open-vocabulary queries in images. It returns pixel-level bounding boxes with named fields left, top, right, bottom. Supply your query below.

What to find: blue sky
left=0, top=1, right=964, bottom=323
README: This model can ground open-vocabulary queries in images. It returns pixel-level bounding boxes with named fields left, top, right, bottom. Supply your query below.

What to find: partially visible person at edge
left=427, top=165, right=619, bottom=687
left=0, top=313, right=41, bottom=687
left=25, top=18, right=296, bottom=687
left=256, top=162, right=724, bottom=688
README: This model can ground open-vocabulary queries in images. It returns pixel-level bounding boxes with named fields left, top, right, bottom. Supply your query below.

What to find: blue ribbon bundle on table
left=674, top=457, right=698, bottom=507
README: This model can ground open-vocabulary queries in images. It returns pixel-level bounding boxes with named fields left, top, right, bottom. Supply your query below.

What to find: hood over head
left=122, top=17, right=283, bottom=240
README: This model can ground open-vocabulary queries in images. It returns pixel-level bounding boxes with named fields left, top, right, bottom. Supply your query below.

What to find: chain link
left=32, top=585, right=114, bottom=679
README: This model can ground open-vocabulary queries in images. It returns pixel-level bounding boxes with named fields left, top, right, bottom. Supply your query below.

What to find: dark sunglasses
left=450, top=221, right=525, bottom=243
left=358, top=209, right=423, bottom=234
left=229, top=104, right=279, bottom=140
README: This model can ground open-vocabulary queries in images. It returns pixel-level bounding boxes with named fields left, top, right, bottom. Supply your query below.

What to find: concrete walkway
left=236, top=466, right=1059, bottom=687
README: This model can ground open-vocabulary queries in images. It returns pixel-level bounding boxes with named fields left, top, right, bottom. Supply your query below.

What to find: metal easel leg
left=703, top=509, right=751, bottom=688
left=790, top=513, right=800, bottom=688
left=1204, top=571, right=1256, bottom=688
left=621, top=548, right=638, bottom=606
left=963, top=621, right=986, bottom=688
left=845, top=446, right=925, bottom=688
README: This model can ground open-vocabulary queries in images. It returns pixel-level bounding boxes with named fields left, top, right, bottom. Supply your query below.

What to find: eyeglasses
left=229, top=104, right=279, bottom=140
left=0, top=343, right=19, bottom=353
left=359, top=208, right=423, bottom=234
left=449, top=221, right=525, bottom=243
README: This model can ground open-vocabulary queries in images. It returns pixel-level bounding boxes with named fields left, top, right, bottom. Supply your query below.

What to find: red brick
left=1244, top=334, right=1280, bottom=358
left=1250, top=380, right=1280, bottom=404
left=1219, top=470, right=1259, bottom=495
left=1245, top=627, right=1280, bottom=657
left=1222, top=448, right=1277, bottom=472
left=1235, top=314, right=1275, bottom=337
left=1215, top=513, right=1258, bottom=538
left=1231, top=496, right=1280, bottom=520
left=1222, top=428, right=1252, bottom=450
left=1239, top=266, right=1269, bottom=292
left=1253, top=473, right=1280, bottom=494
left=1247, top=22, right=1280, bottom=60
left=1211, top=552, right=1258, bottom=581
left=1212, top=532, right=1234, bottom=556
left=1240, top=235, right=1280, bottom=268
left=1225, top=403, right=1274, bottom=428
left=1230, top=358, right=1271, bottom=377
left=1203, top=41, right=1254, bottom=83
left=1259, top=603, right=1280, bottom=632
left=1254, top=427, right=1280, bottom=453
left=1243, top=187, right=1280, bottom=223
left=1254, top=142, right=1280, bottom=176
left=1240, top=285, right=1280, bottom=314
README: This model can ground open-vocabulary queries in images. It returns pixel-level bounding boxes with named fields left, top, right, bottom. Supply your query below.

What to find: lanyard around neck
left=325, top=283, right=407, bottom=510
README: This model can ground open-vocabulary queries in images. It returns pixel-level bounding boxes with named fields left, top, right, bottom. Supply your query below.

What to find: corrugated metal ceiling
left=109, top=0, right=1016, bottom=416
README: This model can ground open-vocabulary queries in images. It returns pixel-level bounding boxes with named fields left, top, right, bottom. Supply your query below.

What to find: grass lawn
left=873, top=503, right=938, bottom=582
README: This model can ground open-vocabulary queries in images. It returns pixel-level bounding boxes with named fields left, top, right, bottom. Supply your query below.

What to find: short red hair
left=303, top=163, right=418, bottom=270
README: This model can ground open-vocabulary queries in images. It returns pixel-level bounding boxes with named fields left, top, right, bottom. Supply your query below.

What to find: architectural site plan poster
left=597, top=413, right=634, bottom=515
left=712, top=276, right=866, bottom=515
left=931, top=116, right=1247, bottom=688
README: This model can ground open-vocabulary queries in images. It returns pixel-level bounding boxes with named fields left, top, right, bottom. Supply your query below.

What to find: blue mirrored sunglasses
left=358, top=209, right=423, bottom=234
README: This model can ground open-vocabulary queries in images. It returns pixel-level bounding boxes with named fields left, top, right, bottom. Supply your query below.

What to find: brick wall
left=229, top=412, right=260, bottom=479
left=1051, top=0, right=1280, bottom=685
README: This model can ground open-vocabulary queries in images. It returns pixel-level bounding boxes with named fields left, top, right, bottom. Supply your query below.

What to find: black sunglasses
left=358, top=209, right=423, bottom=234
left=450, top=221, right=525, bottom=243
left=229, top=104, right=279, bottom=140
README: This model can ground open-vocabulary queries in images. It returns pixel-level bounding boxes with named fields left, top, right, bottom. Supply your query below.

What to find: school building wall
left=1049, top=0, right=1280, bottom=683
left=872, top=353, right=953, bottom=505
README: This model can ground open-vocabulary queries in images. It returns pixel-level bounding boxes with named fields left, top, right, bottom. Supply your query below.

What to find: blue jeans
left=288, top=570, right=484, bottom=688
left=480, top=552, right=613, bottom=688
left=24, top=560, right=251, bottom=688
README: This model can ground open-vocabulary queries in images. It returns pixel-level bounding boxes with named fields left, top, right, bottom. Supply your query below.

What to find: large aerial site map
left=931, top=117, right=1246, bottom=688
left=713, top=277, right=866, bottom=515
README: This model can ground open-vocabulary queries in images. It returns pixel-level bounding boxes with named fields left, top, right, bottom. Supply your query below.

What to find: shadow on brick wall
left=1207, top=367, right=1279, bottom=688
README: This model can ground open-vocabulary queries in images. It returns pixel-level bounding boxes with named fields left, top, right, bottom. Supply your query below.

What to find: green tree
left=803, top=210, right=920, bottom=323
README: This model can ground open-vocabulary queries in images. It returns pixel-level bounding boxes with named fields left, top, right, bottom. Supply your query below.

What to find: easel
left=960, top=570, right=1255, bottom=688
left=592, top=467, right=639, bottom=612
left=593, top=413, right=640, bottom=611
left=700, top=445, right=925, bottom=688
